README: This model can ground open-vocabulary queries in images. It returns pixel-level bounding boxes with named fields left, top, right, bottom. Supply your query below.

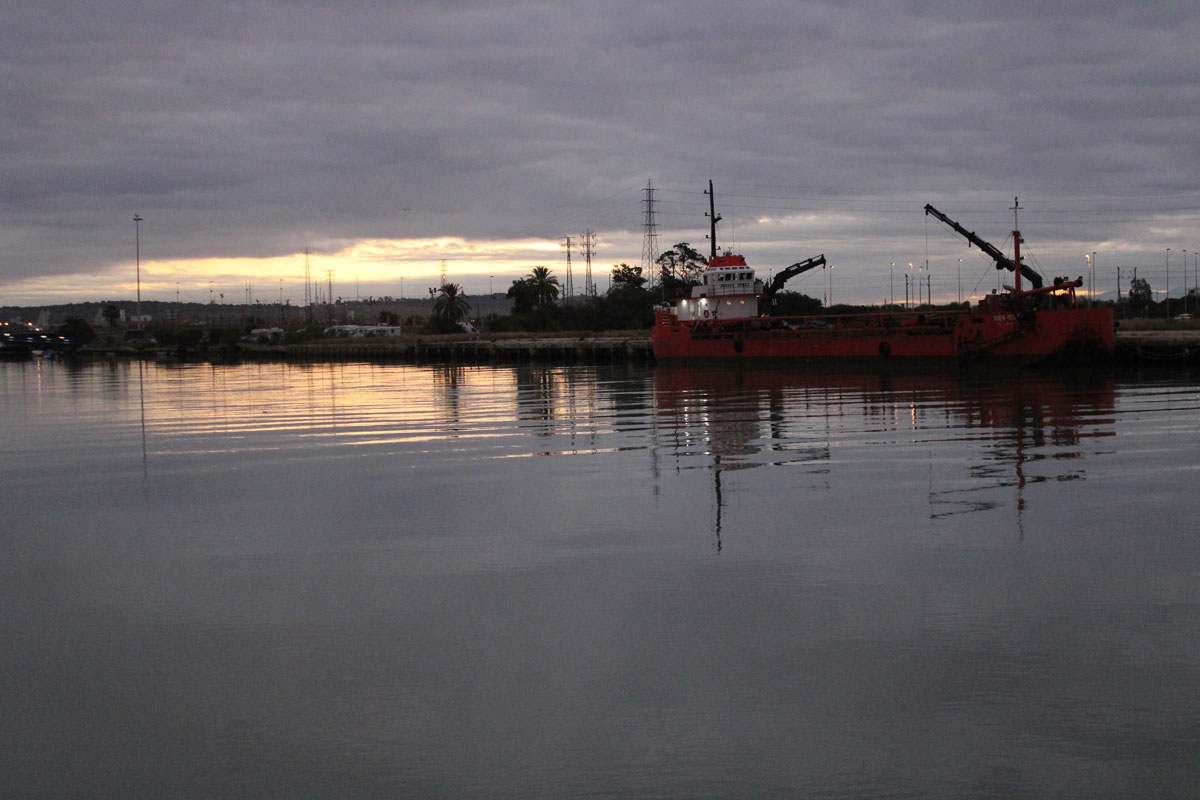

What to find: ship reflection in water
left=653, top=364, right=1117, bottom=545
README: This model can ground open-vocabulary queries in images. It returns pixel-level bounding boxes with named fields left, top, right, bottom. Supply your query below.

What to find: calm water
left=2, top=358, right=1198, bottom=798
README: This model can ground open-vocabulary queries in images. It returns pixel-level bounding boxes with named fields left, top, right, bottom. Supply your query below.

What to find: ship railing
left=700, top=283, right=759, bottom=298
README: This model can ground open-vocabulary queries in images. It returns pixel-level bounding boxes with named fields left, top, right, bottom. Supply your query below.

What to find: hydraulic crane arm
left=924, top=204, right=1043, bottom=289
left=765, top=254, right=826, bottom=301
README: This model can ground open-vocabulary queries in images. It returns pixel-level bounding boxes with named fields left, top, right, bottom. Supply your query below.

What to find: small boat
left=652, top=186, right=1115, bottom=364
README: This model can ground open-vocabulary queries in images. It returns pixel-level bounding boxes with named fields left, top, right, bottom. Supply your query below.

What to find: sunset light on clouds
left=4, top=235, right=601, bottom=305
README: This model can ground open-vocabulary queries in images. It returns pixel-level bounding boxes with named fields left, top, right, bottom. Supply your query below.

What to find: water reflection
left=30, top=358, right=1122, bottom=531
left=652, top=365, right=1118, bottom=530
left=2, top=359, right=1197, bottom=799
left=122, top=361, right=662, bottom=467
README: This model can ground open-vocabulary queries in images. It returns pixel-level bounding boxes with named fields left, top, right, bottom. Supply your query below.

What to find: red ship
left=652, top=186, right=1115, bottom=364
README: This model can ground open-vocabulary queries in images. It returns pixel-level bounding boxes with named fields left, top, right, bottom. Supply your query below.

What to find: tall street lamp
left=1085, top=253, right=1092, bottom=306
left=1166, top=248, right=1171, bottom=318
left=1091, top=251, right=1096, bottom=306
left=133, top=214, right=143, bottom=329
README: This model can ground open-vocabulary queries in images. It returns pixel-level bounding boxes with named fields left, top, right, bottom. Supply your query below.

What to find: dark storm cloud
left=2, top=0, right=1198, bottom=301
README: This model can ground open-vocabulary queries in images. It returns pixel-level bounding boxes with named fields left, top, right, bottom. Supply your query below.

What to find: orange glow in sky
left=3, top=236, right=586, bottom=305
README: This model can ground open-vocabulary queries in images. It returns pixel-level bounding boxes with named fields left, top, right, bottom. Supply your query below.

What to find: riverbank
left=276, top=332, right=653, bottom=363
left=60, top=328, right=1200, bottom=366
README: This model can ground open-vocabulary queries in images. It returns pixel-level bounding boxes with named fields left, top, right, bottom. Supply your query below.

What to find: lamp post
left=133, top=214, right=143, bottom=329
left=908, top=262, right=914, bottom=308
left=1166, top=248, right=1171, bottom=318
left=1085, top=253, right=1092, bottom=306
left=890, top=262, right=894, bottom=308
left=957, top=258, right=962, bottom=305
left=1091, top=251, right=1096, bottom=306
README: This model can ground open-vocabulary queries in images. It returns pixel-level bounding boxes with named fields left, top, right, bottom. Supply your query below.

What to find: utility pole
left=303, top=248, right=312, bottom=323
left=1185, top=251, right=1195, bottom=314
left=133, top=215, right=143, bottom=330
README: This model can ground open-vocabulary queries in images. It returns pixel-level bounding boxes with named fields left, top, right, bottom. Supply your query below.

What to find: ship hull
left=652, top=307, right=1115, bottom=364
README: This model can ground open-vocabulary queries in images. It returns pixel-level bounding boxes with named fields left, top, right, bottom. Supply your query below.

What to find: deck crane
left=924, top=204, right=1044, bottom=290
left=764, top=254, right=827, bottom=306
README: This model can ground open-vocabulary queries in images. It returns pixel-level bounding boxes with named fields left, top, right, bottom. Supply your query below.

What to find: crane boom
left=765, top=254, right=826, bottom=301
left=924, top=204, right=1043, bottom=289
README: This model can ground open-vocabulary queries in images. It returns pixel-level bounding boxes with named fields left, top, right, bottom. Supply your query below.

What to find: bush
left=55, top=317, right=95, bottom=341
left=176, top=328, right=205, bottom=348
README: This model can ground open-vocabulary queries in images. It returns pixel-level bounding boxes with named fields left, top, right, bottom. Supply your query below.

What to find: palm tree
left=527, top=266, right=560, bottom=309
left=432, top=282, right=471, bottom=326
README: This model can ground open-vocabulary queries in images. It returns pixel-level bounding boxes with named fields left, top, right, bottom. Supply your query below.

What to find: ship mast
left=1011, top=196, right=1023, bottom=295
left=706, top=179, right=722, bottom=260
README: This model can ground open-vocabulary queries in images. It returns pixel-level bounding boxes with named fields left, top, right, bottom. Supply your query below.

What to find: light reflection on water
left=2, top=359, right=1198, bottom=799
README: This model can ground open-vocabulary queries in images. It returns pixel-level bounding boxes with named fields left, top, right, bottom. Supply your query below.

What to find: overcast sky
left=3, top=0, right=1199, bottom=307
